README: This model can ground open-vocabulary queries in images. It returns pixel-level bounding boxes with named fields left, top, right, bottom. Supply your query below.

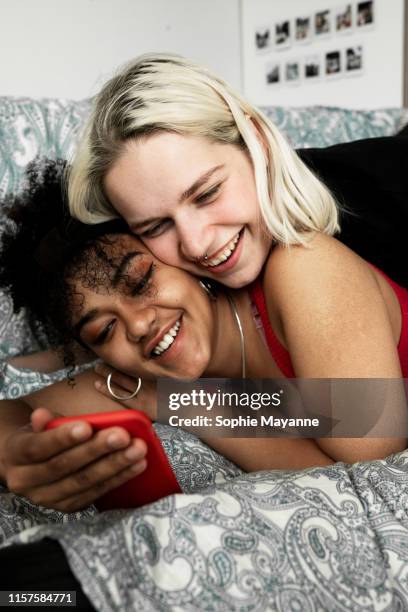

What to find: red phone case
left=46, top=409, right=181, bottom=510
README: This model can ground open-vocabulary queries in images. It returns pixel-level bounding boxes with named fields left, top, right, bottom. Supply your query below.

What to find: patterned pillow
left=0, top=97, right=92, bottom=198
left=261, top=106, right=408, bottom=149
left=0, top=97, right=92, bottom=358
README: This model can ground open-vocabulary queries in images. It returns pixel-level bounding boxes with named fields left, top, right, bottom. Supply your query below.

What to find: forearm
left=0, top=399, right=32, bottom=483
left=200, top=436, right=335, bottom=471
left=316, top=437, right=407, bottom=464
left=8, top=349, right=64, bottom=373
left=25, top=370, right=122, bottom=416
left=9, top=347, right=93, bottom=373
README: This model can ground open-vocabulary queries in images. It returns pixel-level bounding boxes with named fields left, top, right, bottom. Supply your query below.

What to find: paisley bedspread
left=2, top=367, right=408, bottom=610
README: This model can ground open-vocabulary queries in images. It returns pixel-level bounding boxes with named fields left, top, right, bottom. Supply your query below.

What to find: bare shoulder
left=265, top=232, right=369, bottom=283
left=262, top=233, right=399, bottom=377
left=263, top=232, right=377, bottom=309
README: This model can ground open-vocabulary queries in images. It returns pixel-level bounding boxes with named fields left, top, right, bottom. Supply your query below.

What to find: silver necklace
left=226, top=293, right=246, bottom=379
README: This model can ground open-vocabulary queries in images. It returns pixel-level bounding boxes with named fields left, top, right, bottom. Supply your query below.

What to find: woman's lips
left=202, top=229, right=244, bottom=275
left=151, top=317, right=184, bottom=364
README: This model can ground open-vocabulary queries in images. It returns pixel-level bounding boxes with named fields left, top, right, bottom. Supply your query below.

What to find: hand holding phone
left=46, top=409, right=181, bottom=510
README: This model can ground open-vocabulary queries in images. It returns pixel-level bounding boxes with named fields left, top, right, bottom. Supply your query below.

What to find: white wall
left=242, top=0, right=405, bottom=108
left=0, top=0, right=242, bottom=99
left=0, top=0, right=405, bottom=108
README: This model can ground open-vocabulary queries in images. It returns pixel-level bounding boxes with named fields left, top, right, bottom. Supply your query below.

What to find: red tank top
left=249, top=269, right=408, bottom=378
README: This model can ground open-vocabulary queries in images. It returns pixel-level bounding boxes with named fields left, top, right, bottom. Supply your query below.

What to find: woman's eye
left=130, top=263, right=155, bottom=296
left=195, top=184, right=221, bottom=204
left=139, top=220, right=173, bottom=239
left=94, top=320, right=116, bottom=346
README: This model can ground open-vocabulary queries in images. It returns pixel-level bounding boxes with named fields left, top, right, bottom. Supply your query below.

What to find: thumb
left=31, top=407, right=63, bottom=433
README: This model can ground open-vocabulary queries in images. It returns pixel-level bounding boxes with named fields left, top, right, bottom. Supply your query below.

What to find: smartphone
left=46, top=409, right=181, bottom=510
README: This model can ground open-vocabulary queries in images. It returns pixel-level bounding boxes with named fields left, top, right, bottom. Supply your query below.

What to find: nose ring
left=196, top=252, right=209, bottom=263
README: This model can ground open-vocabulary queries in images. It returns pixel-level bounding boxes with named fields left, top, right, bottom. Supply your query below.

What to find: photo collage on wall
left=257, top=1, right=374, bottom=88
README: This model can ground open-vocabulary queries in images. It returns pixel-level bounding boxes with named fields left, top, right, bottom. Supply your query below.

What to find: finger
left=94, top=379, right=137, bottom=407
left=48, top=460, right=148, bottom=512
left=95, top=377, right=157, bottom=420
left=31, top=407, right=63, bottom=433
left=6, top=425, right=138, bottom=494
left=94, top=378, right=125, bottom=396
left=94, top=363, right=138, bottom=393
left=94, top=362, right=113, bottom=379
left=71, top=459, right=148, bottom=511
left=29, top=439, right=148, bottom=507
left=94, top=378, right=111, bottom=397
left=7, top=419, right=94, bottom=466
left=17, top=427, right=146, bottom=489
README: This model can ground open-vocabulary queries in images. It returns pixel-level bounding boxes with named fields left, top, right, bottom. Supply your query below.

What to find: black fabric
left=0, top=538, right=95, bottom=610
left=297, top=136, right=408, bottom=288
left=396, top=123, right=408, bottom=138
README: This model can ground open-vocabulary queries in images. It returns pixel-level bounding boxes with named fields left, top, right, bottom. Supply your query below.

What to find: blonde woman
left=69, top=53, right=339, bottom=288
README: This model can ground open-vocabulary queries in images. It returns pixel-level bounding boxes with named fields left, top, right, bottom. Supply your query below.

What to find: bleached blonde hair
left=68, top=53, right=339, bottom=246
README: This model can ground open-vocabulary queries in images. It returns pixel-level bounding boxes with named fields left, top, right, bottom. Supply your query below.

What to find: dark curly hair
left=0, top=158, right=132, bottom=368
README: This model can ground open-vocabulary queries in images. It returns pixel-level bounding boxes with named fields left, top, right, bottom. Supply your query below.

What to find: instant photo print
left=255, top=26, right=272, bottom=54
left=295, top=15, right=313, bottom=44
left=304, top=54, right=321, bottom=81
left=265, top=61, right=281, bottom=85
left=325, top=49, right=342, bottom=77
left=357, top=1, right=375, bottom=29
left=345, top=44, right=364, bottom=75
left=285, top=59, right=301, bottom=85
left=335, top=4, right=354, bottom=34
left=315, top=9, right=332, bottom=37
left=275, top=20, right=292, bottom=50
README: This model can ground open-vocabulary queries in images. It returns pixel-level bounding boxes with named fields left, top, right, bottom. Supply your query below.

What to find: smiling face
left=103, top=132, right=273, bottom=289
left=69, top=234, right=217, bottom=380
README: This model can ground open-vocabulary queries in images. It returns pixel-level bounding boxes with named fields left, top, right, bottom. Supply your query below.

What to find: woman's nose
left=125, top=306, right=157, bottom=343
left=176, top=215, right=212, bottom=261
